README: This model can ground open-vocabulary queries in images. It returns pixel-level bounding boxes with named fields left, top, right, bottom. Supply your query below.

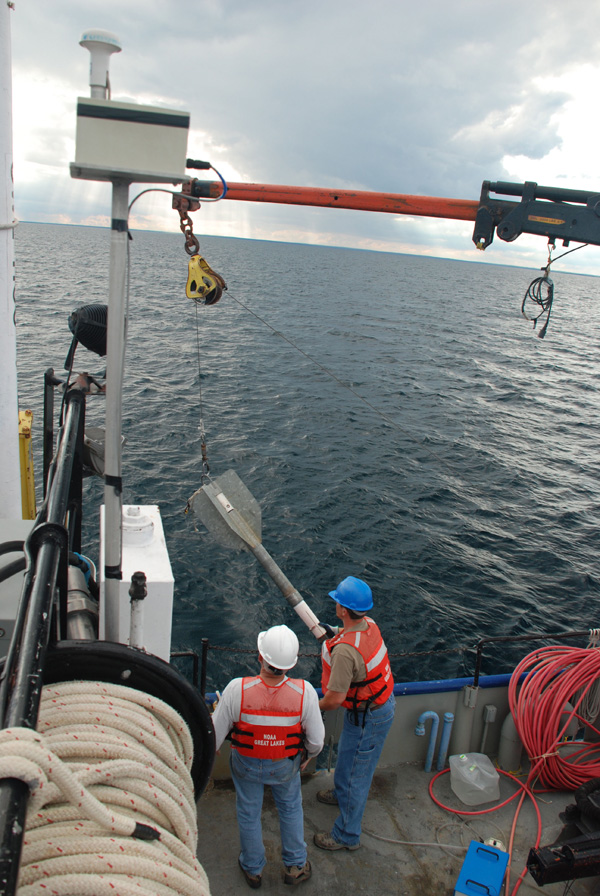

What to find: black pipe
left=0, top=558, right=26, bottom=585
left=0, top=541, right=26, bottom=587
left=200, top=638, right=210, bottom=697
left=43, top=369, right=60, bottom=499
left=473, top=629, right=592, bottom=687
left=171, top=649, right=200, bottom=690
left=0, top=542, right=24, bottom=557
left=488, top=181, right=600, bottom=205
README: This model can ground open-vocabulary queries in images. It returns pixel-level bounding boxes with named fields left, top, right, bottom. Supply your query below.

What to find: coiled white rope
left=0, top=680, right=210, bottom=895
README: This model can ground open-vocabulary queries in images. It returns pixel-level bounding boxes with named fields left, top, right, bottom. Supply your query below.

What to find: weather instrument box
left=454, top=841, right=509, bottom=896
left=70, top=97, right=190, bottom=184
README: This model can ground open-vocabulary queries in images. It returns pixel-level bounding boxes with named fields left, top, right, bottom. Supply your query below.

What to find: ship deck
left=196, top=761, right=598, bottom=895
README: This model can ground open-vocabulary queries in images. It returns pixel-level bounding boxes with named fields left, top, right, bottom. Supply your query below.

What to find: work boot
left=313, top=831, right=360, bottom=851
left=284, top=860, right=312, bottom=885
left=238, top=858, right=262, bottom=889
left=316, top=788, right=338, bottom=805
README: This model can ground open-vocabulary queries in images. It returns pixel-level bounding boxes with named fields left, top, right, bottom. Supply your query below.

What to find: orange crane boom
left=199, top=180, right=479, bottom=221
left=183, top=177, right=600, bottom=249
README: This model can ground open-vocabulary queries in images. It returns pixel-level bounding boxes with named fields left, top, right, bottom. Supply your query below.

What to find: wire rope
left=194, top=301, right=210, bottom=480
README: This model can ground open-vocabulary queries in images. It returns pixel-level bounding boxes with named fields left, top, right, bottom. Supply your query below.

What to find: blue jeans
left=230, top=750, right=307, bottom=875
left=331, top=694, right=395, bottom=846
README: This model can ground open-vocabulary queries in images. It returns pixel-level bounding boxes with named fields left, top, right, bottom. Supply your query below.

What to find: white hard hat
left=257, top=625, right=299, bottom=671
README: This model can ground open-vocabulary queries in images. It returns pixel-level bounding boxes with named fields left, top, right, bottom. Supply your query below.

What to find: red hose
left=428, top=645, right=600, bottom=895
left=509, top=645, right=600, bottom=790
left=428, top=767, right=541, bottom=896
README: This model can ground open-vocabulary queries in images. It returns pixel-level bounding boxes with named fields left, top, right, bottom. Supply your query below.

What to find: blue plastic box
left=454, top=841, right=509, bottom=896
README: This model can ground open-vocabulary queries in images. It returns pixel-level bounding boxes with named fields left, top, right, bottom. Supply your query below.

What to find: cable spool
left=43, top=640, right=215, bottom=797
left=1, top=642, right=215, bottom=895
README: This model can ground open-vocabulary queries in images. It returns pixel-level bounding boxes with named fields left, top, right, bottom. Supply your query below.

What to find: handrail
left=472, top=629, right=593, bottom=687
left=193, top=630, right=597, bottom=696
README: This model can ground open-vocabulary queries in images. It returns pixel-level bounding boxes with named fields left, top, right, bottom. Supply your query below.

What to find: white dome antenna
left=79, top=29, right=121, bottom=99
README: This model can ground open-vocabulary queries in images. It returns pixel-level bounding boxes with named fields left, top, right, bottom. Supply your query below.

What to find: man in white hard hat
left=212, top=625, right=325, bottom=889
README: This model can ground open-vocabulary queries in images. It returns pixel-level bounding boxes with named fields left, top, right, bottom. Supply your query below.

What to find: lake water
left=13, top=222, right=600, bottom=689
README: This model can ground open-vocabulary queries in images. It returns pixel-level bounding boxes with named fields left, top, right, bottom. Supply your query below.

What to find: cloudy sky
left=8, top=1, right=600, bottom=274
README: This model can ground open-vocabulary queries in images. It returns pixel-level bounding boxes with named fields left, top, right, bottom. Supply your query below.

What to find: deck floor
left=196, top=762, right=599, bottom=895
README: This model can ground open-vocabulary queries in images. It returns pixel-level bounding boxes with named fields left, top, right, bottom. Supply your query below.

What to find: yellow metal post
left=18, top=409, right=36, bottom=520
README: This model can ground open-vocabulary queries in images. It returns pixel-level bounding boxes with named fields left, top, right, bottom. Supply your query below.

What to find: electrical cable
left=428, top=767, right=542, bottom=896
left=521, top=274, right=553, bottom=338
left=499, top=644, right=600, bottom=893
left=362, top=828, right=468, bottom=852
left=521, top=241, right=587, bottom=339
left=509, top=645, right=600, bottom=791
left=127, top=164, right=228, bottom=214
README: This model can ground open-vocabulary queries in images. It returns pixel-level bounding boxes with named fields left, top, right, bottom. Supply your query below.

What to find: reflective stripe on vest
left=321, top=617, right=394, bottom=712
left=231, top=676, right=305, bottom=759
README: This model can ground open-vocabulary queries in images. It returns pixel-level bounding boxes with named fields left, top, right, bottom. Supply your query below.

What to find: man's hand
left=319, top=689, right=346, bottom=712
left=319, top=622, right=337, bottom=639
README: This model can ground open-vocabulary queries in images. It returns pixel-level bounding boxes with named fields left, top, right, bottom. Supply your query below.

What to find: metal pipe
left=128, top=571, right=147, bottom=650
left=488, top=180, right=600, bottom=205
left=0, top=0, right=21, bottom=523
left=43, top=369, right=56, bottom=498
left=66, top=563, right=98, bottom=640
left=103, top=180, right=130, bottom=607
left=248, top=543, right=325, bottom=640
left=415, top=710, right=439, bottom=773
left=200, top=638, right=209, bottom=697
left=437, top=712, right=454, bottom=771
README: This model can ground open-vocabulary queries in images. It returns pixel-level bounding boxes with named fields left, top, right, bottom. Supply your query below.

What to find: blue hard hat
left=328, top=576, right=373, bottom=612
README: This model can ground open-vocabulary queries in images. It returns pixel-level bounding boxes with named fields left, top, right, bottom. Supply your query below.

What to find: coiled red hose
left=508, top=645, right=600, bottom=790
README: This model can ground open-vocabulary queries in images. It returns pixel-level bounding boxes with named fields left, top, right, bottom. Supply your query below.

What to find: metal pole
left=0, top=3, right=21, bottom=520
left=103, top=180, right=130, bottom=606
left=43, top=369, right=56, bottom=498
left=200, top=638, right=209, bottom=697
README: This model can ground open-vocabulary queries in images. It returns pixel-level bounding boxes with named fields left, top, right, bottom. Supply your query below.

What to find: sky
left=7, top=0, right=600, bottom=275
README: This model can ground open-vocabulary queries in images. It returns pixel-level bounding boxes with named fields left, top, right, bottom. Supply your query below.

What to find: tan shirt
left=327, top=620, right=368, bottom=694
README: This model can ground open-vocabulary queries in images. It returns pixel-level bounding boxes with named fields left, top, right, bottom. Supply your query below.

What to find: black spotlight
left=64, top=304, right=108, bottom=370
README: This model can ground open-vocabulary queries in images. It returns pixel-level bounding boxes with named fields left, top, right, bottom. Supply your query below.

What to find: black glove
left=319, top=622, right=336, bottom=639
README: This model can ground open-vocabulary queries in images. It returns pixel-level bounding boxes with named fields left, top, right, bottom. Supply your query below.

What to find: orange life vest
left=231, top=675, right=305, bottom=759
left=321, top=617, right=394, bottom=718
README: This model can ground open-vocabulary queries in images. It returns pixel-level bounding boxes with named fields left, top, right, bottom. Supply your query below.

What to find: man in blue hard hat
left=313, top=576, right=395, bottom=852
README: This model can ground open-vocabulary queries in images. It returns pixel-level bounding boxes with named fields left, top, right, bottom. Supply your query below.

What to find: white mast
left=0, top=3, right=22, bottom=520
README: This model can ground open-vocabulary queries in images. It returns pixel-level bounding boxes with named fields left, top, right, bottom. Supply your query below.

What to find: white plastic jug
left=449, top=752, right=500, bottom=806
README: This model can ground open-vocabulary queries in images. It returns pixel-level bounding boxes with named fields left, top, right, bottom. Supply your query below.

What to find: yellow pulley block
left=186, top=255, right=227, bottom=305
